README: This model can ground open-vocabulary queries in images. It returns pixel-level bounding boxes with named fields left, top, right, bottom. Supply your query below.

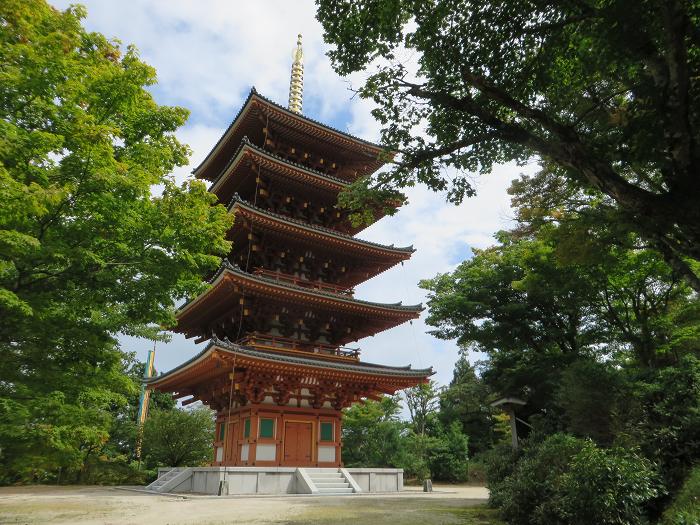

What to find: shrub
left=627, top=356, right=700, bottom=492
left=493, top=433, right=660, bottom=525
left=497, top=433, right=585, bottom=523
left=662, top=466, right=700, bottom=525
left=483, top=442, right=521, bottom=508
left=428, top=422, right=470, bottom=482
left=552, top=443, right=660, bottom=525
left=467, top=457, right=488, bottom=484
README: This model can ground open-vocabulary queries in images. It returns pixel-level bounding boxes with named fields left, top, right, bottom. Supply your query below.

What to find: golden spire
left=288, top=34, right=304, bottom=114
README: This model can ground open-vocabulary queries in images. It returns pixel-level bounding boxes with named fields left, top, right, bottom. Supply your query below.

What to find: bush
left=493, top=433, right=660, bottom=525
left=627, top=356, right=700, bottom=492
left=662, top=466, right=700, bottom=525
left=497, top=433, right=586, bottom=523
left=483, top=442, right=521, bottom=508
left=81, top=458, right=154, bottom=485
left=428, top=422, right=470, bottom=482
left=553, top=443, right=660, bottom=525
left=466, top=456, right=488, bottom=484
left=399, top=433, right=432, bottom=482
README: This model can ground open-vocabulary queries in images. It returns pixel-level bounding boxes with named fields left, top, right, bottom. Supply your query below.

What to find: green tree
left=403, top=380, right=439, bottom=436
left=426, top=421, right=470, bottom=482
left=439, top=354, right=494, bottom=455
left=102, top=352, right=177, bottom=466
left=420, top=224, right=698, bottom=413
left=142, top=408, right=214, bottom=467
left=623, top=356, right=700, bottom=492
left=0, top=0, right=232, bottom=483
left=316, top=0, right=700, bottom=291
left=341, top=396, right=406, bottom=468
left=420, top=233, right=600, bottom=414
left=555, top=359, right=622, bottom=445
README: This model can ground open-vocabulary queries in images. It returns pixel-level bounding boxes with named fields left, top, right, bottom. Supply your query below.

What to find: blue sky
left=49, top=0, right=532, bottom=389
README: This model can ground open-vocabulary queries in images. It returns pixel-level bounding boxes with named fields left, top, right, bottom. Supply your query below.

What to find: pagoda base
left=154, top=467, right=404, bottom=495
left=212, top=403, right=343, bottom=467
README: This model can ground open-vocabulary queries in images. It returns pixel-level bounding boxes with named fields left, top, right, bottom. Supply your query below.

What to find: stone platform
left=148, top=467, right=403, bottom=495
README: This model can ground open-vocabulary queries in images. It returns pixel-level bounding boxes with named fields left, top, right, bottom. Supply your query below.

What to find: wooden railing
left=237, top=333, right=360, bottom=360
left=252, top=267, right=354, bottom=296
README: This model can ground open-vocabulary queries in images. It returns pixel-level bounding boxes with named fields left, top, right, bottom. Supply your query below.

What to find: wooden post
left=508, top=407, right=518, bottom=451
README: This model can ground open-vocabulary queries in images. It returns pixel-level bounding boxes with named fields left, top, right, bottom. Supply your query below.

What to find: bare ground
left=0, top=484, right=498, bottom=525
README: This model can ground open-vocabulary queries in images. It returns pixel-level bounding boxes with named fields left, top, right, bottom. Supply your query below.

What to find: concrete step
left=309, top=474, right=343, bottom=479
left=313, top=482, right=350, bottom=489
left=318, top=487, right=354, bottom=494
left=146, top=467, right=192, bottom=493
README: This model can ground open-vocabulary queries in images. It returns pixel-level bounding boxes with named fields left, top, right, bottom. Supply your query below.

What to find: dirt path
left=0, top=485, right=495, bottom=525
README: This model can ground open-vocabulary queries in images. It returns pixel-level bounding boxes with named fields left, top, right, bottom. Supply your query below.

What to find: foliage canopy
left=316, top=0, right=700, bottom=291
left=0, top=0, right=231, bottom=482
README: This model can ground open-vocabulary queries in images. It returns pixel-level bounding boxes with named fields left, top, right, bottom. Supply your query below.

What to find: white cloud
left=48, top=0, right=530, bottom=388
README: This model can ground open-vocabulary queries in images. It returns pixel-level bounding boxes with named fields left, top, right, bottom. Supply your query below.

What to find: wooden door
left=283, top=422, right=313, bottom=465
left=225, top=421, right=237, bottom=464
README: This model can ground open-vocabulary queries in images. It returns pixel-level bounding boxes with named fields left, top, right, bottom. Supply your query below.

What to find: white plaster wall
left=240, top=443, right=249, bottom=461
left=317, top=446, right=335, bottom=462
left=255, top=444, right=276, bottom=461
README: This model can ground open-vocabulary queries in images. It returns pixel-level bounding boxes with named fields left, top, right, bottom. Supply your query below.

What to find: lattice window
left=320, top=421, right=333, bottom=441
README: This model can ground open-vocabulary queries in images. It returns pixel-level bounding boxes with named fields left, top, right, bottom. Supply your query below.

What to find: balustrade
left=252, top=267, right=354, bottom=296
left=237, top=332, right=360, bottom=359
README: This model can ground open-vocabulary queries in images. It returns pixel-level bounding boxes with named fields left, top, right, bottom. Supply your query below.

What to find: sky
left=49, top=0, right=532, bottom=389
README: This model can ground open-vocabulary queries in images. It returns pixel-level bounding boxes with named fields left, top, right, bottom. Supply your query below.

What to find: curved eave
left=193, top=88, right=389, bottom=181
left=229, top=198, right=415, bottom=261
left=146, top=338, right=433, bottom=391
left=177, top=261, right=423, bottom=320
left=210, top=139, right=350, bottom=197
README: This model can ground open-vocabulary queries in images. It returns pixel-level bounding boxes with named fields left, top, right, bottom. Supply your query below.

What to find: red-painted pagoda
left=147, top=36, right=432, bottom=468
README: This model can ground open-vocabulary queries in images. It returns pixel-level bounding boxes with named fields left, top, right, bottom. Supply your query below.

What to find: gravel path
left=0, top=484, right=494, bottom=525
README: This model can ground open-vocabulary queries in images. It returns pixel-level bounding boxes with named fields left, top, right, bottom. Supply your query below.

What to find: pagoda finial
left=288, top=34, right=304, bottom=114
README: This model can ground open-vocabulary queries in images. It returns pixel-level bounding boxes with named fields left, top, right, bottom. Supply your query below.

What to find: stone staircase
left=299, top=468, right=360, bottom=495
left=145, top=467, right=192, bottom=493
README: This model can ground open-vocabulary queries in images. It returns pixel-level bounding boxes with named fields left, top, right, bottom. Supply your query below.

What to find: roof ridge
left=227, top=196, right=415, bottom=254
left=209, top=137, right=353, bottom=192
left=251, top=89, right=385, bottom=151
left=192, top=88, right=256, bottom=175
left=145, top=337, right=433, bottom=383
left=193, top=87, right=388, bottom=178
left=188, top=259, right=422, bottom=312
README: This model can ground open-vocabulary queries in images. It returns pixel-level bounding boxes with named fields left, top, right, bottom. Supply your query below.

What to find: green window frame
left=259, top=418, right=275, bottom=439
left=218, top=423, right=225, bottom=441
left=320, top=421, right=334, bottom=442
left=243, top=418, right=251, bottom=438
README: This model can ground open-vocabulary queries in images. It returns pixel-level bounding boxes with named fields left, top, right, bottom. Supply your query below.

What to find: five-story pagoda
left=147, top=36, right=432, bottom=468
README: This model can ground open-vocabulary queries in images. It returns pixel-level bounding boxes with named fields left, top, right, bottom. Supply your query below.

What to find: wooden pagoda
left=147, top=37, right=432, bottom=468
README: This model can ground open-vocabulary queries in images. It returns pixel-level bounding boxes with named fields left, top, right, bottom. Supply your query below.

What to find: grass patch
left=278, top=498, right=502, bottom=525
left=0, top=501, right=115, bottom=524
